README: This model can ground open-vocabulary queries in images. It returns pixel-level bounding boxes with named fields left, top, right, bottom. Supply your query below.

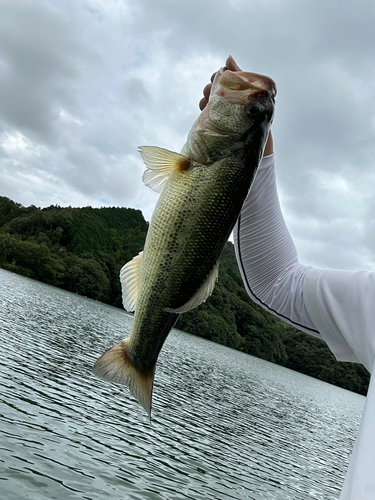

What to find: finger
left=225, top=55, right=241, bottom=72
left=199, top=81, right=213, bottom=111
left=199, top=97, right=208, bottom=111
left=200, top=59, right=240, bottom=111
left=203, top=83, right=212, bottom=100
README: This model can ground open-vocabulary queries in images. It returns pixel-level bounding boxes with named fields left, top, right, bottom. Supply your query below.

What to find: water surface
left=0, top=269, right=365, bottom=499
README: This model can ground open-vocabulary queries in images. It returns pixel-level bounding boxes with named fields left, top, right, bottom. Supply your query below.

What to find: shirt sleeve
left=234, top=154, right=320, bottom=337
left=234, top=154, right=375, bottom=373
left=304, top=268, right=375, bottom=373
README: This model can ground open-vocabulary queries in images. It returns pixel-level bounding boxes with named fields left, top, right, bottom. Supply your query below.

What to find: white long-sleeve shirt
left=234, top=154, right=375, bottom=499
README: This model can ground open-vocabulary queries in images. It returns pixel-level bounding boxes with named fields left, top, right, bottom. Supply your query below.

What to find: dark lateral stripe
left=236, top=213, right=320, bottom=335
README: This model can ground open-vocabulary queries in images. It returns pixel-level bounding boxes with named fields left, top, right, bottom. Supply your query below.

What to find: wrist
left=263, top=131, right=274, bottom=156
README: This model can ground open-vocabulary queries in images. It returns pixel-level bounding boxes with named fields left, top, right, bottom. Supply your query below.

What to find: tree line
left=0, top=196, right=369, bottom=395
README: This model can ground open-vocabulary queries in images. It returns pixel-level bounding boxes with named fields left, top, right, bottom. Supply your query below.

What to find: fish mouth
left=212, top=69, right=277, bottom=103
left=194, top=67, right=276, bottom=147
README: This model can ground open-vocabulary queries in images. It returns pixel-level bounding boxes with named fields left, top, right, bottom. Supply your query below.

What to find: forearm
left=234, top=154, right=320, bottom=337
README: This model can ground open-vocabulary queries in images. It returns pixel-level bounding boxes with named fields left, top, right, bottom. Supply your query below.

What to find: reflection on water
left=0, top=268, right=365, bottom=499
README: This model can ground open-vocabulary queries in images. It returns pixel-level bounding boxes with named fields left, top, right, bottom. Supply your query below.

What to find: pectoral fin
left=138, top=146, right=191, bottom=192
left=165, top=262, right=219, bottom=314
left=120, top=252, right=142, bottom=312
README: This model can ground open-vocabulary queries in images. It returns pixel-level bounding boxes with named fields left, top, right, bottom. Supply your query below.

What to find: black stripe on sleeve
left=236, top=213, right=320, bottom=336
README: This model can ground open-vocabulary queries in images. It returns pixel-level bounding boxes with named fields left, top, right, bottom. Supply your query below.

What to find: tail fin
left=92, top=339, right=155, bottom=418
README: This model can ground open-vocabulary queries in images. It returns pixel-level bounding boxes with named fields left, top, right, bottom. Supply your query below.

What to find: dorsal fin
left=165, top=261, right=219, bottom=314
left=120, top=252, right=143, bottom=312
left=138, top=146, right=191, bottom=193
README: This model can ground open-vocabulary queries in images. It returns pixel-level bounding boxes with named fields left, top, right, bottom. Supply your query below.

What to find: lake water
left=0, top=268, right=365, bottom=499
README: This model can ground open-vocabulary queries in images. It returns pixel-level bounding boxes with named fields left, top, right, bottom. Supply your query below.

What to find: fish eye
left=248, top=104, right=262, bottom=116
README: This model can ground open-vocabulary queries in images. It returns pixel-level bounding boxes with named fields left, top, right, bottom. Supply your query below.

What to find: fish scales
left=93, top=66, right=276, bottom=417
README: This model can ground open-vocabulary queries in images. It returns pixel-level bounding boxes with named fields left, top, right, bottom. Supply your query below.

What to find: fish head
left=185, top=68, right=276, bottom=163
left=208, top=68, right=276, bottom=134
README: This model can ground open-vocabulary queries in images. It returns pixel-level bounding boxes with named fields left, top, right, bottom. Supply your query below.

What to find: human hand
left=199, top=55, right=274, bottom=156
left=199, top=55, right=241, bottom=111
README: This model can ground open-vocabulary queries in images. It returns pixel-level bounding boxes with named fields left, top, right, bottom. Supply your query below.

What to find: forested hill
left=0, top=196, right=147, bottom=307
left=0, top=196, right=370, bottom=395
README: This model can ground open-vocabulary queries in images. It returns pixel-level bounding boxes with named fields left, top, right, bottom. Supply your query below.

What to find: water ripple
left=0, top=269, right=364, bottom=499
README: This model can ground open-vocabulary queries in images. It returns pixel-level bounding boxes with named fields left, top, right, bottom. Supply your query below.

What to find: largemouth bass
left=93, top=65, right=276, bottom=417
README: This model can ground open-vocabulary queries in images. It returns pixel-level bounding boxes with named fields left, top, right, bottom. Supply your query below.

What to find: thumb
left=225, top=55, right=242, bottom=72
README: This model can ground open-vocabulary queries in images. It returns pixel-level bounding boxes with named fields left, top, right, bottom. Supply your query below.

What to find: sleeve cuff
left=303, top=268, right=362, bottom=366
left=259, top=153, right=275, bottom=170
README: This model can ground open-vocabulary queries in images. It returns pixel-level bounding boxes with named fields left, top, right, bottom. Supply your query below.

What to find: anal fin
left=165, top=261, right=219, bottom=314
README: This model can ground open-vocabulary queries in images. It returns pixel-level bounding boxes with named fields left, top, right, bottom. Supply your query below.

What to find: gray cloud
left=0, top=1, right=86, bottom=143
left=0, top=0, right=375, bottom=272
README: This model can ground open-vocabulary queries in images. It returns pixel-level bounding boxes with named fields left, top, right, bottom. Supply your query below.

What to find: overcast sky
left=1, top=0, right=375, bottom=272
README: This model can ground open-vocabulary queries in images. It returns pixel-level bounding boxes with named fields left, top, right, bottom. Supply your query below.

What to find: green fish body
left=93, top=68, right=276, bottom=417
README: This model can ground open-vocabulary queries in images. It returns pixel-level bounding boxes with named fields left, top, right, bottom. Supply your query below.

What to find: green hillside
left=0, top=196, right=369, bottom=395
left=0, top=197, right=147, bottom=307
